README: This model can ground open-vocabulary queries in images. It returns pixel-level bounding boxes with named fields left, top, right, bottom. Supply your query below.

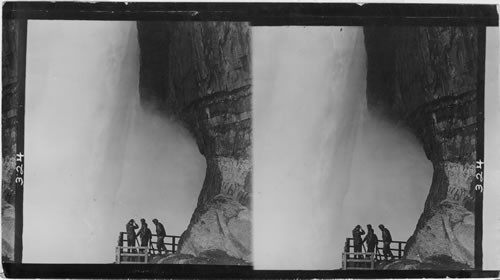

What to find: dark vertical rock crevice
left=136, top=22, right=252, bottom=263
left=2, top=19, right=26, bottom=263
left=364, top=26, right=479, bottom=267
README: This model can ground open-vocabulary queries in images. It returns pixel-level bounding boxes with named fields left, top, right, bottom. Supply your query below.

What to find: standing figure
left=126, top=219, right=139, bottom=253
left=379, top=224, right=393, bottom=260
left=363, top=224, right=378, bottom=256
left=352, top=225, right=365, bottom=258
left=138, top=218, right=152, bottom=248
left=153, top=218, right=167, bottom=255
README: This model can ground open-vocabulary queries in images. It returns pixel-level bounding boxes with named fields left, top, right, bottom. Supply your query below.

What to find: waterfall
left=24, top=21, right=205, bottom=263
left=253, top=26, right=432, bottom=269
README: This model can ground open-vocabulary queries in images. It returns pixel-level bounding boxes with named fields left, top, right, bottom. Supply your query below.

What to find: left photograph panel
left=2, top=20, right=252, bottom=264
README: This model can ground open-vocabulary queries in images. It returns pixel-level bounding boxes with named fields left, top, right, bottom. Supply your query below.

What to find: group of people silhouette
left=126, top=218, right=168, bottom=255
left=352, top=224, right=393, bottom=260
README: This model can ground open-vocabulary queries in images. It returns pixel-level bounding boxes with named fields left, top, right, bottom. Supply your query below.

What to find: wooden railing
left=115, top=246, right=149, bottom=264
left=341, top=237, right=406, bottom=270
left=342, top=252, right=376, bottom=270
left=117, top=231, right=181, bottom=263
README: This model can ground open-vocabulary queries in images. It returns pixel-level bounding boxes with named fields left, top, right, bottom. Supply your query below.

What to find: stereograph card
left=1, top=2, right=499, bottom=278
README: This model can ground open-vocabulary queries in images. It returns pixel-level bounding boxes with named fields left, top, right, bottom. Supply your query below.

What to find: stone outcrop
left=137, top=22, right=252, bottom=263
left=2, top=19, right=25, bottom=263
left=151, top=249, right=249, bottom=265
left=380, top=254, right=471, bottom=270
left=178, top=195, right=251, bottom=261
left=364, top=26, right=479, bottom=267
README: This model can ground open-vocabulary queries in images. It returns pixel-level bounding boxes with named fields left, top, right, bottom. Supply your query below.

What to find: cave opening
left=23, top=21, right=206, bottom=263
left=253, top=26, right=433, bottom=269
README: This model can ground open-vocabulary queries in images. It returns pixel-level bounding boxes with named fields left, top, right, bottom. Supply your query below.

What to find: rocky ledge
left=151, top=249, right=250, bottom=265
left=379, top=254, right=471, bottom=270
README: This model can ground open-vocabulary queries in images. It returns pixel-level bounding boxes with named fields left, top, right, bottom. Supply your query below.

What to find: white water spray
left=24, top=21, right=206, bottom=263
left=253, top=26, right=432, bottom=269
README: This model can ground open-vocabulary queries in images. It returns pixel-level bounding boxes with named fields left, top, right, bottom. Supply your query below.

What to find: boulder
left=178, top=195, right=251, bottom=262
left=405, top=200, right=474, bottom=266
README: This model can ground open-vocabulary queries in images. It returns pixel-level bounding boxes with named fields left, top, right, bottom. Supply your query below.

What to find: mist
left=24, top=21, right=206, bottom=263
left=253, top=26, right=433, bottom=269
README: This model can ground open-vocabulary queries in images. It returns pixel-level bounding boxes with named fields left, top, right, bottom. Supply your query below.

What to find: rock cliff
left=137, top=22, right=252, bottom=263
left=364, top=26, right=479, bottom=267
left=2, top=19, right=25, bottom=263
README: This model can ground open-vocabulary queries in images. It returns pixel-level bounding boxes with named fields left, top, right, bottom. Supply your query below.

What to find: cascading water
left=24, top=21, right=206, bottom=263
left=253, top=26, right=433, bottom=269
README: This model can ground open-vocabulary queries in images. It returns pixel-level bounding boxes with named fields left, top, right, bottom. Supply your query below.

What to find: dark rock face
left=137, top=22, right=252, bottom=262
left=364, top=27, right=479, bottom=267
left=380, top=254, right=471, bottom=270
left=152, top=249, right=250, bottom=265
left=2, top=19, right=24, bottom=263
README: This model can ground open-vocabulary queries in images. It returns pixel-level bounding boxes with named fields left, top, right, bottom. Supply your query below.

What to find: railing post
left=153, top=234, right=157, bottom=255
left=116, top=247, right=120, bottom=264
left=173, top=237, right=177, bottom=253
left=370, top=253, right=374, bottom=269
left=398, top=242, right=402, bottom=258
left=118, top=233, right=123, bottom=253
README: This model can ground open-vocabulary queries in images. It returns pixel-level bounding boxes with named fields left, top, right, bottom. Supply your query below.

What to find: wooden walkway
left=116, top=231, right=181, bottom=264
left=341, top=237, right=406, bottom=270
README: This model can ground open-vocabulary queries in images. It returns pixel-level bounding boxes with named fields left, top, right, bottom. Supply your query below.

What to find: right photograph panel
left=253, top=26, right=482, bottom=270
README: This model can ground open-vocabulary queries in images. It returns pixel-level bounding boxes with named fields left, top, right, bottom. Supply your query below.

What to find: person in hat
left=138, top=218, right=152, bottom=248
left=352, top=225, right=365, bottom=258
left=363, top=224, right=378, bottom=255
left=153, top=218, right=167, bottom=255
left=126, top=219, right=139, bottom=253
left=379, top=224, right=393, bottom=260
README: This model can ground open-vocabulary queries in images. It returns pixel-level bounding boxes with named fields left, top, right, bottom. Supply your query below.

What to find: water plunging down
left=253, top=26, right=433, bottom=269
left=24, top=21, right=206, bottom=263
